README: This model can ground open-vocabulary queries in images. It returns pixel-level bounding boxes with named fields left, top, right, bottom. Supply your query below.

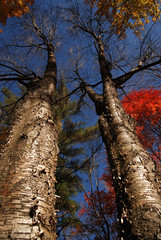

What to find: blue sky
left=0, top=1, right=161, bottom=239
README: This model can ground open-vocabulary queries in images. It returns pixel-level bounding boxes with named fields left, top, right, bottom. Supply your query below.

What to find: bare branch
left=114, top=58, right=161, bottom=87
left=58, top=142, right=103, bottom=180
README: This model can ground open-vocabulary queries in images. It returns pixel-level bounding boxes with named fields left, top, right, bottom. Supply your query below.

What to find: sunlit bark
left=85, top=38, right=161, bottom=239
left=0, top=48, right=58, bottom=239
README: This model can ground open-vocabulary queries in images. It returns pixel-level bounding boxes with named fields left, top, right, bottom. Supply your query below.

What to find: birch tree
left=0, top=5, right=58, bottom=239
left=66, top=2, right=161, bottom=239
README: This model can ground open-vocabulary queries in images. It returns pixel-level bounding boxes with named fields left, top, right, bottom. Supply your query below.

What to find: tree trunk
left=99, top=79, right=161, bottom=240
left=0, top=48, right=58, bottom=239
left=84, top=37, right=161, bottom=239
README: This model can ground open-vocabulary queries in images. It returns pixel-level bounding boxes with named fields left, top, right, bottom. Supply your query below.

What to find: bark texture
left=0, top=48, right=58, bottom=239
left=85, top=37, right=161, bottom=239
left=99, top=80, right=161, bottom=240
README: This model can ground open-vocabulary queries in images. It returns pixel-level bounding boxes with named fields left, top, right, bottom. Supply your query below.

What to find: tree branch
left=75, top=70, right=103, bottom=104
left=114, top=58, right=161, bottom=87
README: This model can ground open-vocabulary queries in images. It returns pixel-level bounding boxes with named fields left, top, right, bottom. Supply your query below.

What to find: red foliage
left=78, top=189, right=115, bottom=219
left=122, top=88, right=161, bottom=163
left=71, top=164, right=118, bottom=239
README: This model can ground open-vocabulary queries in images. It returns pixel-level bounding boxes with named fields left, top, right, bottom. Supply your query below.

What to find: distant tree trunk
left=0, top=47, right=58, bottom=239
left=84, top=38, right=161, bottom=240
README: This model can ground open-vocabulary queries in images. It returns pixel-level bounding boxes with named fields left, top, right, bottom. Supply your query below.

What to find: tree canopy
left=85, top=0, right=161, bottom=37
left=122, top=88, right=161, bottom=164
left=0, top=0, right=33, bottom=26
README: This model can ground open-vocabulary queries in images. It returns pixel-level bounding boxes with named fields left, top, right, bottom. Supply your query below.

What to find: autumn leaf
left=122, top=88, right=161, bottom=163
left=0, top=0, right=34, bottom=25
left=85, top=0, right=161, bottom=38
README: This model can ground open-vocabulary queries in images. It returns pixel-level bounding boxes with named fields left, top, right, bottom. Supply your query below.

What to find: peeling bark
left=85, top=37, right=161, bottom=239
left=99, top=80, right=161, bottom=239
left=0, top=49, right=58, bottom=239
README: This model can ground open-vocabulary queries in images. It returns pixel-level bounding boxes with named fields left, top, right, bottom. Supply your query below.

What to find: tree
left=0, top=77, right=100, bottom=239
left=73, top=88, right=161, bottom=240
left=0, top=0, right=33, bottom=25
left=0, top=7, right=58, bottom=239
left=85, top=0, right=161, bottom=37
left=52, top=77, right=100, bottom=238
left=0, top=72, right=100, bottom=239
left=0, top=0, right=161, bottom=239
left=66, top=2, right=161, bottom=239
left=0, top=2, right=101, bottom=233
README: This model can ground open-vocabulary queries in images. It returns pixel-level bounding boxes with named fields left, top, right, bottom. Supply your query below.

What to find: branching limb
left=74, top=69, right=103, bottom=112
left=114, top=58, right=161, bottom=87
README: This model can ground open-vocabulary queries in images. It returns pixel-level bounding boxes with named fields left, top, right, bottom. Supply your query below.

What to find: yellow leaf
left=85, top=0, right=161, bottom=38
